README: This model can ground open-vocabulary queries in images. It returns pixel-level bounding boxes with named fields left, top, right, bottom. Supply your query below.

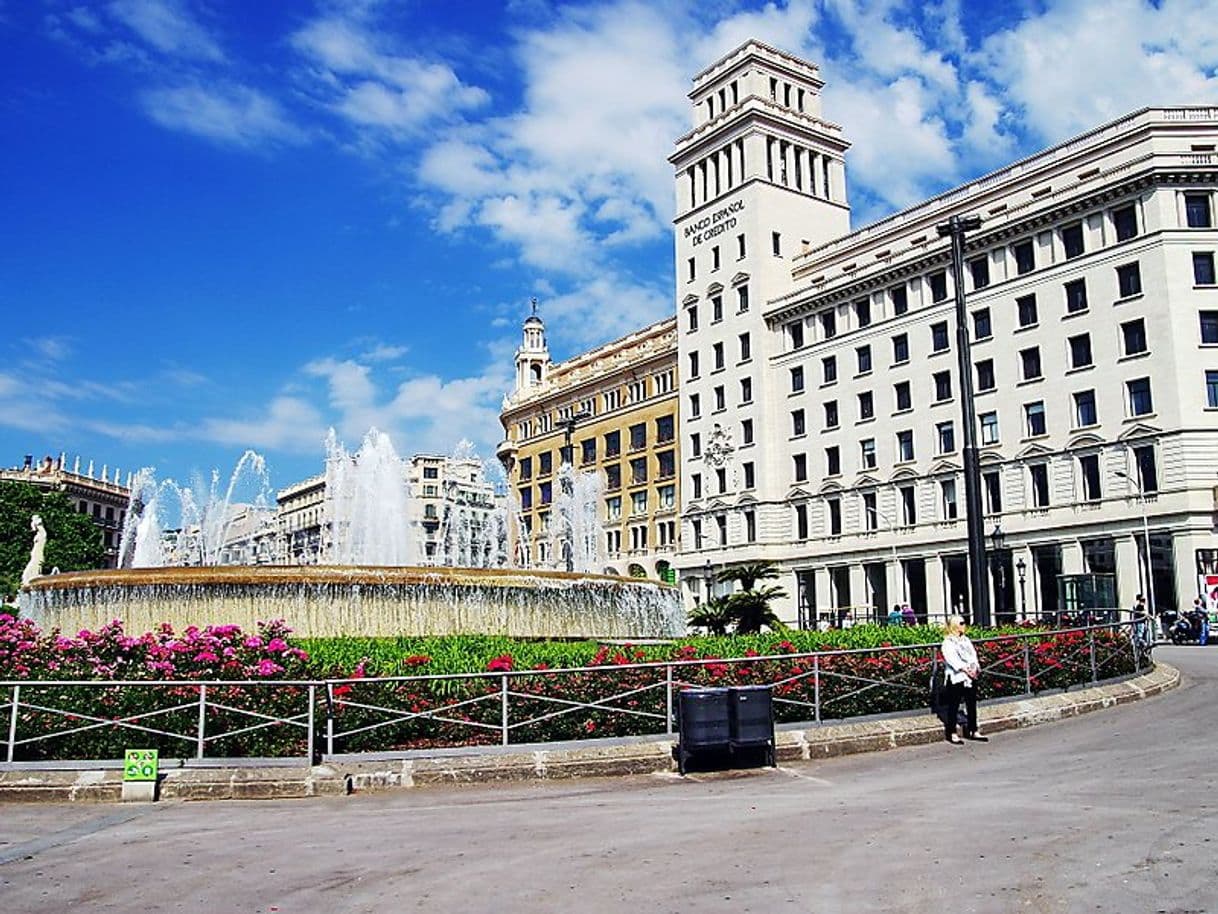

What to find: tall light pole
left=1116, top=469, right=1156, bottom=620
left=936, top=214, right=990, bottom=626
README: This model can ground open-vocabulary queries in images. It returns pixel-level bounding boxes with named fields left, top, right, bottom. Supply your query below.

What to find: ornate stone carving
left=703, top=423, right=734, bottom=468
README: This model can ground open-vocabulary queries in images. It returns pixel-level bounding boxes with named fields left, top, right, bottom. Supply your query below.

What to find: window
left=714, top=385, right=725, bottom=411
left=1025, top=401, right=1047, bottom=437
left=772, top=231, right=782, bottom=256
left=687, top=257, right=695, bottom=281
left=737, top=286, right=749, bottom=313
left=979, top=411, right=999, bottom=445
left=1121, top=319, right=1147, bottom=356
left=1030, top=464, right=1050, bottom=507
left=580, top=439, right=597, bottom=465
left=969, top=255, right=990, bottom=290
left=687, top=305, right=698, bottom=332
left=793, top=453, right=808, bottom=482
left=937, top=420, right=955, bottom=454
left=540, top=481, right=552, bottom=505
left=691, top=473, right=702, bottom=499
left=972, top=308, right=992, bottom=341
left=855, top=298, right=872, bottom=328
left=739, top=332, right=751, bottom=361
left=1020, top=347, right=1042, bottom=381
left=659, top=484, right=675, bottom=508
left=1074, top=390, right=1098, bottom=427
left=1062, top=222, right=1085, bottom=259
left=1117, top=262, right=1142, bottom=298
left=657, top=450, right=675, bottom=478
left=892, top=333, right=909, bottom=364
left=820, top=310, right=837, bottom=339
left=690, top=433, right=701, bottom=457
left=825, top=445, right=840, bottom=476
left=1068, top=333, right=1093, bottom=369
left=539, top=451, right=553, bottom=474
left=900, top=485, right=917, bottom=526
left=791, top=366, right=805, bottom=392
left=1013, top=240, right=1035, bottom=275
left=519, top=486, right=533, bottom=509
left=629, top=422, right=646, bottom=450
left=822, top=356, right=837, bottom=384
left=1186, top=193, right=1213, bottom=228
left=1064, top=278, right=1088, bottom=313
left=792, top=408, right=806, bottom=437
left=740, top=377, right=752, bottom=404
left=716, top=468, right=727, bottom=493
left=688, top=351, right=700, bottom=378
left=1127, top=377, right=1153, bottom=416
left=631, top=490, right=648, bottom=515
left=863, top=492, right=878, bottom=530
left=1209, top=370, right=1218, bottom=409
left=983, top=470, right=1003, bottom=514
left=824, top=400, right=839, bottom=429
left=711, top=245, right=720, bottom=271
left=689, top=393, right=701, bottom=419
left=975, top=359, right=995, bottom=392
left=789, top=320, right=804, bottom=349
left=856, top=345, right=872, bottom=375
left=858, top=390, right=874, bottom=420
left=519, top=456, right=533, bottom=480
left=1133, top=444, right=1159, bottom=493
left=827, top=497, right=842, bottom=535
left=741, top=418, right=754, bottom=444
left=1203, top=311, right=1218, bottom=344
left=860, top=438, right=877, bottom=469
left=630, top=456, right=648, bottom=485
left=1017, top=294, right=1038, bottom=328
left=1194, top=252, right=1216, bottom=286
left=604, top=431, right=620, bottom=457
left=737, top=233, right=746, bottom=258
left=897, top=430, right=915, bottom=462
left=1113, top=204, right=1138, bottom=241
left=891, top=285, right=909, bottom=315
left=894, top=380, right=912, bottom=411
left=934, top=370, right=952, bottom=402
left=713, top=341, right=725, bottom=370
left=606, top=495, right=622, bottom=520
left=744, top=510, right=756, bottom=543
left=931, top=322, right=950, bottom=352
left=795, top=503, right=809, bottom=540
left=928, top=270, right=948, bottom=302
left=742, top=462, right=755, bottom=490
left=941, top=478, right=958, bottom=519
left=1079, top=454, right=1102, bottom=502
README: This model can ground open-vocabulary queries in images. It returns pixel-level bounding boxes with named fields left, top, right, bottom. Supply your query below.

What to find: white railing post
left=196, top=684, right=207, bottom=760
left=500, top=675, right=510, bottom=746
left=6, top=685, right=18, bottom=764
left=306, top=685, right=316, bottom=764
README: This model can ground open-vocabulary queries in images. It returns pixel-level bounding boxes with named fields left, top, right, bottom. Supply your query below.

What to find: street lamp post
left=1016, top=557, right=1028, bottom=620
left=703, top=559, right=714, bottom=605
left=1116, top=468, right=1156, bottom=621
left=937, top=213, right=990, bottom=627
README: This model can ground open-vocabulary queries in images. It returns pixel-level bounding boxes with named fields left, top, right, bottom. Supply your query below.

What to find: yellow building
left=497, top=306, right=679, bottom=580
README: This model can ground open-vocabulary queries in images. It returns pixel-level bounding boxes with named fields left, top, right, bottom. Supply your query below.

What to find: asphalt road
left=2, top=646, right=1215, bottom=914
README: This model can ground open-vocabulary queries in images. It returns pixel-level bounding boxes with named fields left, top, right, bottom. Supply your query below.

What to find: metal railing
left=1, top=620, right=1152, bottom=766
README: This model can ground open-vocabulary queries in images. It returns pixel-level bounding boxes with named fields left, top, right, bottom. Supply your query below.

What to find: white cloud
left=141, top=83, right=306, bottom=149
left=199, top=396, right=329, bottom=453
left=108, top=0, right=224, bottom=62
left=24, top=336, right=73, bottom=362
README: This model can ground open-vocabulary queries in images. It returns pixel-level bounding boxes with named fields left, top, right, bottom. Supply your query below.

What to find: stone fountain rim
left=22, top=565, right=677, bottom=592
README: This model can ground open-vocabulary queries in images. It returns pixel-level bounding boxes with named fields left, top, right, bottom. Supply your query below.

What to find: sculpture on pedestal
left=21, top=514, right=47, bottom=586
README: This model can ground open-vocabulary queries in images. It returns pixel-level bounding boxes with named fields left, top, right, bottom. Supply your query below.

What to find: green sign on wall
left=123, top=749, right=159, bottom=782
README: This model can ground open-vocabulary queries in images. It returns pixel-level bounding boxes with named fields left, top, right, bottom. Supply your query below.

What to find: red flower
left=486, top=654, right=514, bottom=672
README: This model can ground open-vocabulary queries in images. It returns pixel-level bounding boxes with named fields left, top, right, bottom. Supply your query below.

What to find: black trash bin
left=728, top=685, right=776, bottom=767
left=676, top=687, right=730, bottom=775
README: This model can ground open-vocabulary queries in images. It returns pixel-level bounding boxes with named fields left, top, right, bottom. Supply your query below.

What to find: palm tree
left=716, top=560, right=780, bottom=592
left=728, top=585, right=789, bottom=634
left=688, top=595, right=735, bottom=636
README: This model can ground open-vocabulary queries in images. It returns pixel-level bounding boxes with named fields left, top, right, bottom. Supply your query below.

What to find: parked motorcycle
left=1164, top=608, right=1209, bottom=644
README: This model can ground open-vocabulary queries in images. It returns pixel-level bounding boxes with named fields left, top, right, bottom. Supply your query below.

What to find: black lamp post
left=704, top=559, right=714, bottom=603
left=936, top=213, right=990, bottom=627
left=990, top=525, right=1006, bottom=623
left=1016, top=557, right=1028, bottom=620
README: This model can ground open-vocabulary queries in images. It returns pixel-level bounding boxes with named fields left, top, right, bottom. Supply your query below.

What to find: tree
left=728, top=585, right=789, bottom=635
left=687, top=595, right=735, bottom=636
left=716, top=560, right=781, bottom=592
left=0, top=482, right=106, bottom=598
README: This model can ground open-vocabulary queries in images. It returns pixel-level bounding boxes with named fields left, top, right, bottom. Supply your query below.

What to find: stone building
left=669, top=40, right=1218, bottom=624
left=1, top=454, right=131, bottom=568
left=497, top=307, right=680, bottom=579
left=407, top=453, right=504, bottom=566
left=276, top=473, right=327, bottom=564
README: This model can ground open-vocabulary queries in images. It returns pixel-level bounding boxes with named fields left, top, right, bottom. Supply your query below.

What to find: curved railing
left=0, top=620, right=1152, bottom=765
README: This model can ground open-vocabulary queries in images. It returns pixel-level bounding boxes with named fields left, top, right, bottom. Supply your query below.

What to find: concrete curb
left=0, top=663, right=1180, bottom=803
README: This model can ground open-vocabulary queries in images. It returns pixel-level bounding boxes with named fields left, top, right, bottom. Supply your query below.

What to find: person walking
left=940, top=615, right=985, bottom=744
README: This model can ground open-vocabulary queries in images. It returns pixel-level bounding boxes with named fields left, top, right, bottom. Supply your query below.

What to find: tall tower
left=514, top=298, right=551, bottom=394
left=669, top=40, right=851, bottom=603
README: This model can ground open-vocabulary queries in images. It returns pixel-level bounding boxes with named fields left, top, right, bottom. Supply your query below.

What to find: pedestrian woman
left=940, top=615, right=985, bottom=743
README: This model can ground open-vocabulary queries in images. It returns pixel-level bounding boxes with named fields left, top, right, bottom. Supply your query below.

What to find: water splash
left=324, top=428, right=415, bottom=566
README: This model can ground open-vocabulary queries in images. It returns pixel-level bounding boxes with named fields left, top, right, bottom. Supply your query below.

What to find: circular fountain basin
left=18, top=566, right=686, bottom=640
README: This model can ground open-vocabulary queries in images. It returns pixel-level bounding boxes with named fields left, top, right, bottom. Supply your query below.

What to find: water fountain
left=20, top=431, right=683, bottom=639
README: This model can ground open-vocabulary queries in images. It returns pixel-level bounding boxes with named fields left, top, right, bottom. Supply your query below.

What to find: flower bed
left=0, top=614, right=1140, bottom=761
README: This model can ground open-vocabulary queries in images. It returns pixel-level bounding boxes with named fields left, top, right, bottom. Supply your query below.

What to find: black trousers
left=941, top=680, right=977, bottom=737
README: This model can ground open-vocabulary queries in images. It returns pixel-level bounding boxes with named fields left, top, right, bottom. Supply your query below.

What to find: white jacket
left=941, top=634, right=979, bottom=686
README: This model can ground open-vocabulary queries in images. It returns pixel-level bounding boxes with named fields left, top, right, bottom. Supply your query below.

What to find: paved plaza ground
left=1, top=645, right=1214, bottom=913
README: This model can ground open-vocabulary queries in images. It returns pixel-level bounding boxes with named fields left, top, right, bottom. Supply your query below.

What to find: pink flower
left=244, top=637, right=263, bottom=649
left=254, top=659, right=283, bottom=676
left=194, top=651, right=219, bottom=663
left=266, top=638, right=289, bottom=653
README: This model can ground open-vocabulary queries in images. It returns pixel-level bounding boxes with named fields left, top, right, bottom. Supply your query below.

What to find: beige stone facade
left=497, top=312, right=679, bottom=579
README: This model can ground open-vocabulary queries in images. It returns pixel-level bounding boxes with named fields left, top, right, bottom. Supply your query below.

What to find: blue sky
left=3, top=0, right=1217, bottom=496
